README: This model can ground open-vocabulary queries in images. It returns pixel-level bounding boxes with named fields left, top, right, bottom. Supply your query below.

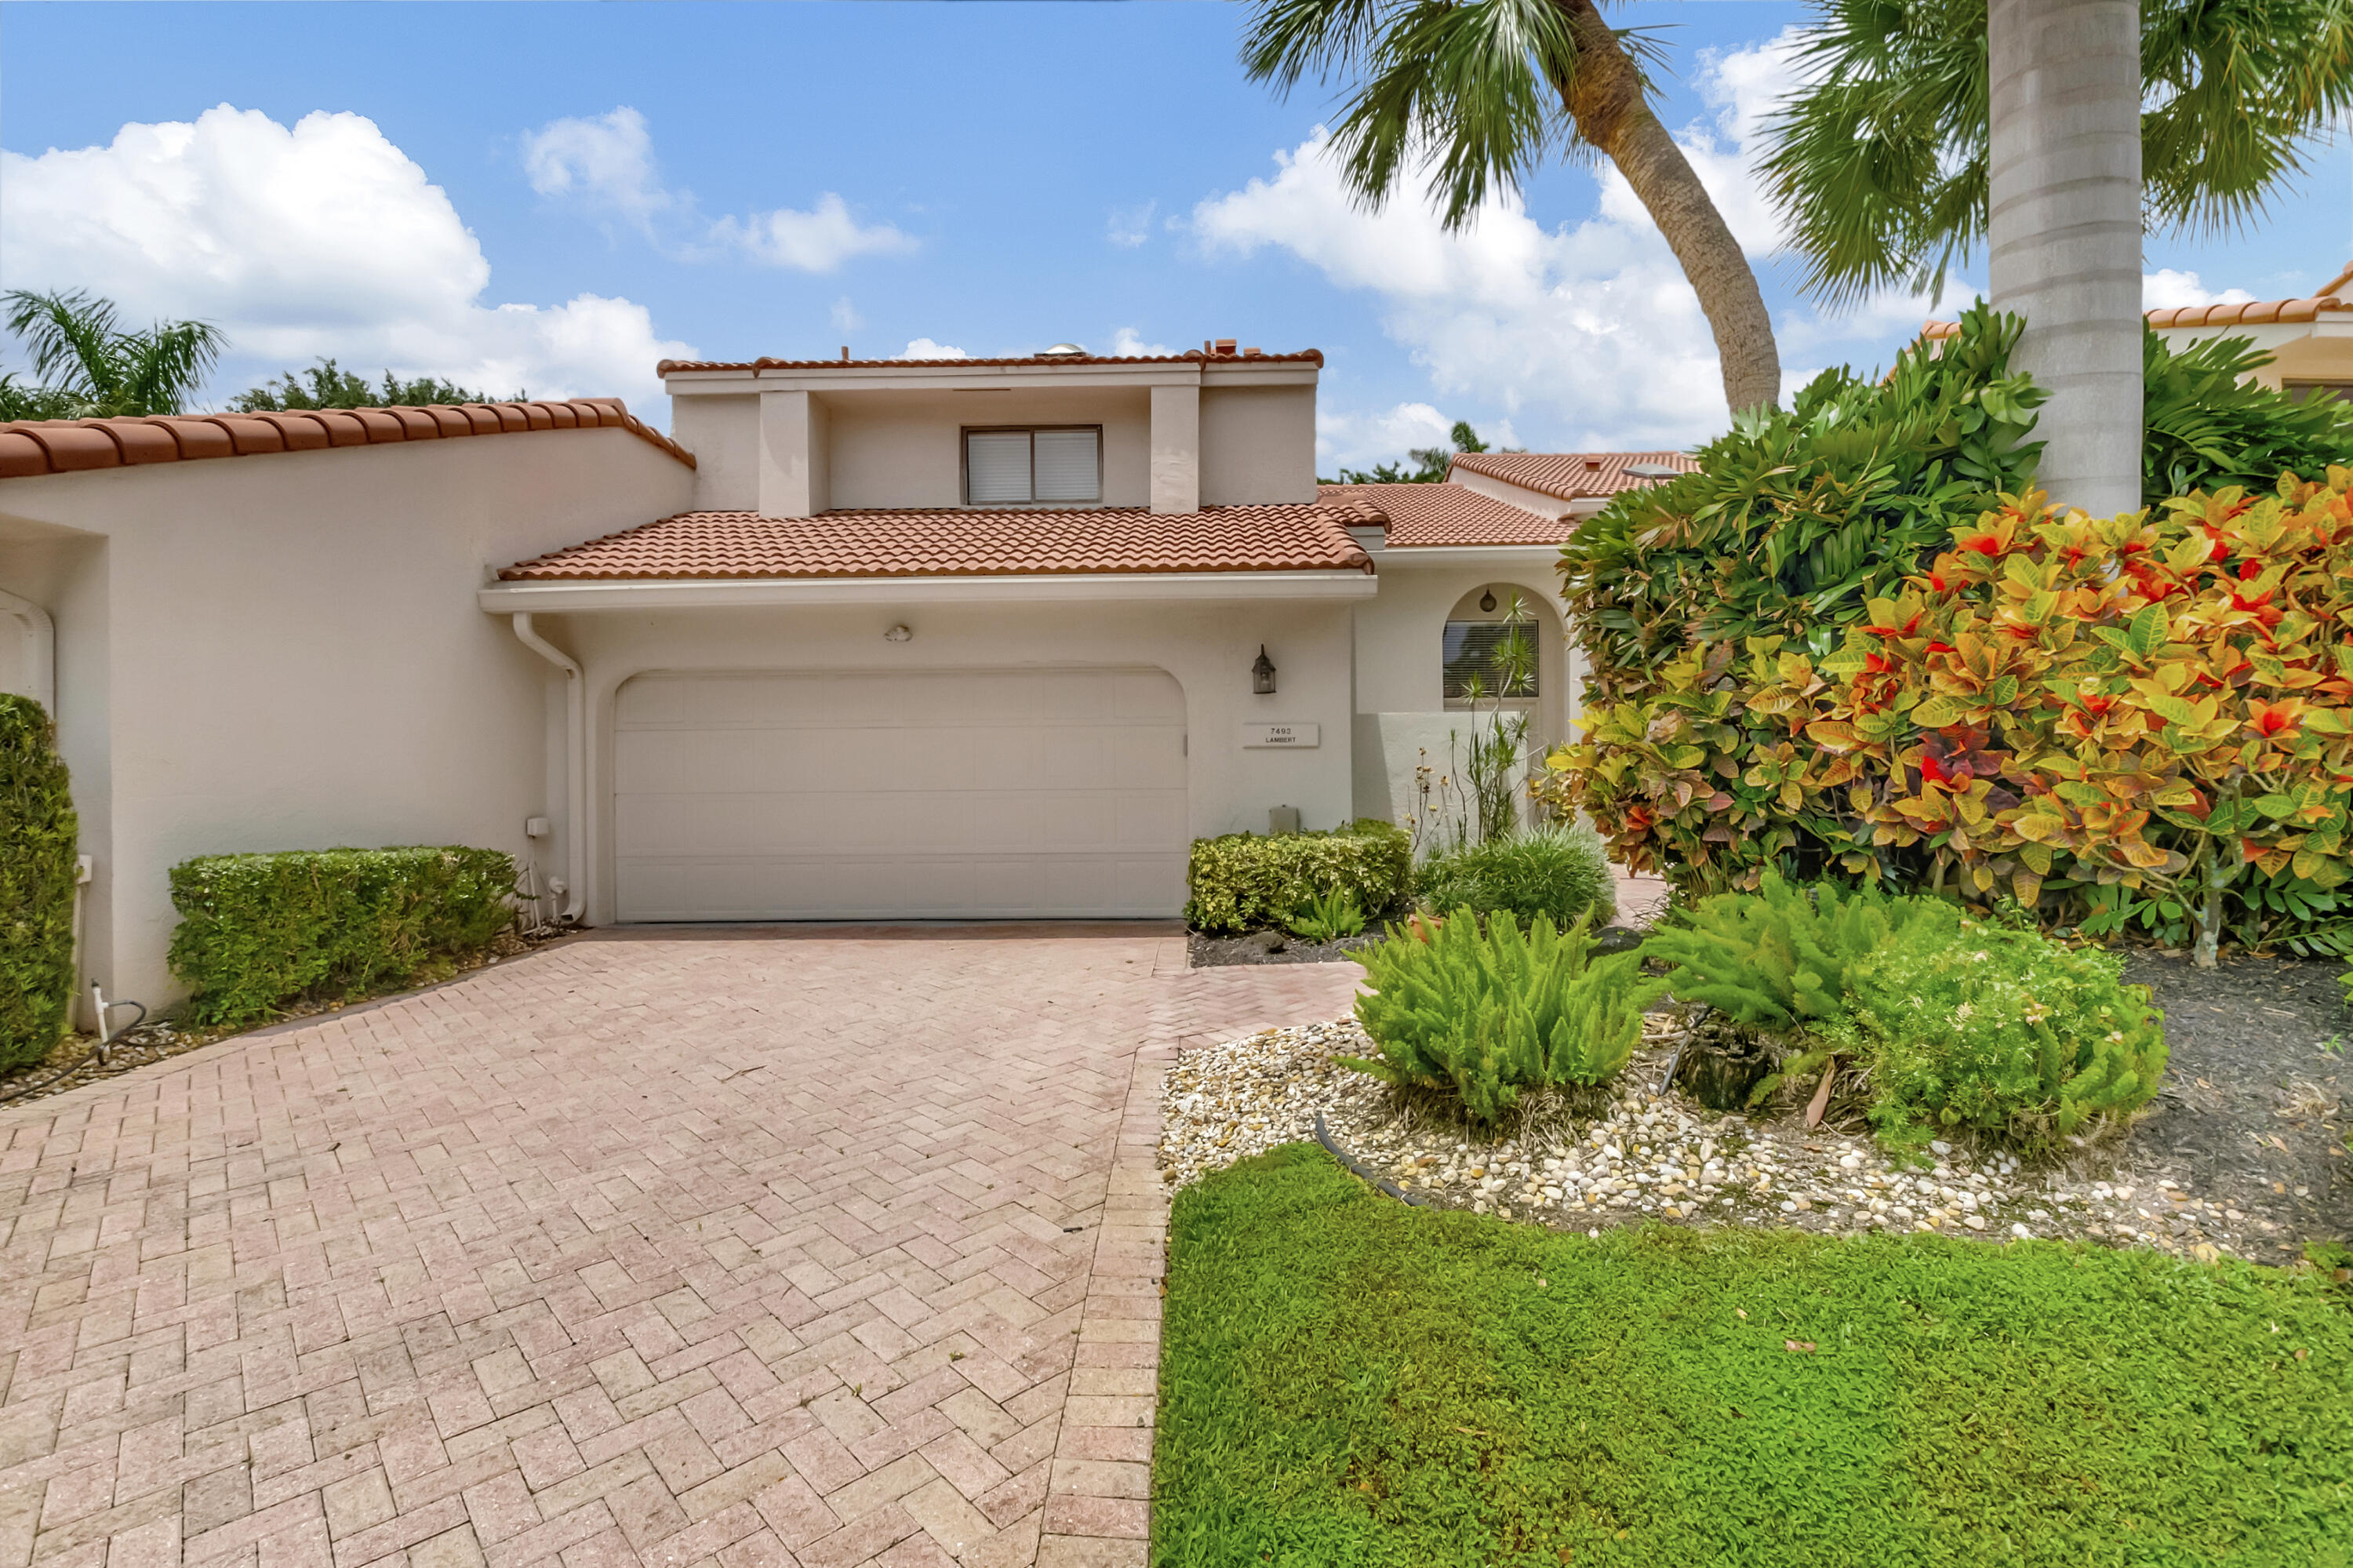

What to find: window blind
left=1031, top=428, right=1100, bottom=502
left=1442, top=621, right=1539, bottom=700
left=966, top=431, right=1033, bottom=504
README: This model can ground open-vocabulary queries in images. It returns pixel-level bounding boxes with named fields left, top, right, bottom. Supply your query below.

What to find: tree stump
left=1675, top=1021, right=1774, bottom=1111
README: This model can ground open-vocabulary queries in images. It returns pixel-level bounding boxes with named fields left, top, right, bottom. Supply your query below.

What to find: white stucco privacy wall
left=0, top=429, right=696, bottom=1012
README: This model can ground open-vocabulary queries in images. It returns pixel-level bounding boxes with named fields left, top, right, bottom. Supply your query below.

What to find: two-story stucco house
left=0, top=338, right=1689, bottom=1012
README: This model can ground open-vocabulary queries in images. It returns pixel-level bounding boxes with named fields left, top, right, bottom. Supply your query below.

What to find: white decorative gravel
left=1158, top=1016, right=2275, bottom=1262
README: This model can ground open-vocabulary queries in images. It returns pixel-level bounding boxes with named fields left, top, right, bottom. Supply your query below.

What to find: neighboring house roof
left=1922, top=264, right=2353, bottom=338
left=657, top=345, right=1323, bottom=373
left=1445, top=450, right=1700, bottom=503
left=1317, top=482, right=1578, bottom=548
left=497, top=501, right=1382, bottom=580
left=0, top=398, right=694, bottom=479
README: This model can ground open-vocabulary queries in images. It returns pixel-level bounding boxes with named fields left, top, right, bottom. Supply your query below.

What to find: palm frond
left=117, top=318, right=227, bottom=417
left=4, top=289, right=123, bottom=400
left=1241, top=0, right=1397, bottom=92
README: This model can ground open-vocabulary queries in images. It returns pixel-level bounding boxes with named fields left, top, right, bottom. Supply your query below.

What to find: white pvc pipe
left=0, top=587, right=56, bottom=715
left=510, top=613, right=586, bottom=923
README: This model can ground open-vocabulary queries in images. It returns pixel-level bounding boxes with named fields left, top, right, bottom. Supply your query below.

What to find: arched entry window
left=1442, top=585, right=1537, bottom=711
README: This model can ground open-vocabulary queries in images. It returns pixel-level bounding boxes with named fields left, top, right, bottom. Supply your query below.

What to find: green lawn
left=1156, top=1145, right=2353, bottom=1568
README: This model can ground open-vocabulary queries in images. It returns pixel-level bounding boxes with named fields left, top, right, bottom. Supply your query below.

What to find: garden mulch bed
left=2118, top=948, right=2349, bottom=1256
left=1187, top=929, right=1386, bottom=966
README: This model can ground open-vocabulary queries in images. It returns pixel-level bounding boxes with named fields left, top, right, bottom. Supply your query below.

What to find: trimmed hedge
left=1185, top=820, right=1412, bottom=935
left=167, top=846, right=516, bottom=1026
left=2, top=696, right=78, bottom=1072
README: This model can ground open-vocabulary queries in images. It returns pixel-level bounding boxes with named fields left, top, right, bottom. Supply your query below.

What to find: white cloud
left=1188, top=26, right=1936, bottom=451
left=2144, top=268, right=2256, bottom=311
left=0, top=104, right=693, bottom=409
left=520, top=106, right=670, bottom=228
left=895, top=338, right=968, bottom=360
left=830, top=297, right=863, bottom=335
left=1107, top=200, right=1156, bottom=248
left=1317, top=402, right=1452, bottom=472
left=522, top=106, right=915, bottom=274
left=1107, top=327, right=1173, bottom=358
left=707, top=194, right=915, bottom=273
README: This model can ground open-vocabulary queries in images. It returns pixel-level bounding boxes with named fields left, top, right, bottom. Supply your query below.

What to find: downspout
left=0, top=588, right=56, bottom=715
left=510, top=613, right=586, bottom=924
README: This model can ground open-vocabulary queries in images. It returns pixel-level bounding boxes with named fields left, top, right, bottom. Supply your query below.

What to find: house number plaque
left=1242, top=722, right=1320, bottom=748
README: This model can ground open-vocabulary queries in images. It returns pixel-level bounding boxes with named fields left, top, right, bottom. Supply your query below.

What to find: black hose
left=0, top=999, right=150, bottom=1104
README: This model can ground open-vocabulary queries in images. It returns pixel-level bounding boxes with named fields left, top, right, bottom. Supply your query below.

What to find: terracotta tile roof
left=1922, top=264, right=2353, bottom=339
left=1444, top=450, right=1700, bottom=504
left=658, top=344, right=1323, bottom=373
left=1317, top=482, right=1577, bottom=548
left=0, top=398, right=693, bottom=480
left=497, top=501, right=1382, bottom=580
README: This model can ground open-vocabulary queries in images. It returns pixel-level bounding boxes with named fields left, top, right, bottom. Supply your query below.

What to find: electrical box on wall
left=1268, top=805, right=1301, bottom=835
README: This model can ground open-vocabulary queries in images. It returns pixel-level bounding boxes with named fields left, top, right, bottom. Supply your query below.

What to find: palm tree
left=1763, top=0, right=2353, bottom=516
left=1241, top=0, right=1784, bottom=417
left=2, top=289, right=226, bottom=420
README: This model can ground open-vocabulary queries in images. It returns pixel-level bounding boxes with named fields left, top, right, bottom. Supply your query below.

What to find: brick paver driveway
left=0, top=926, right=1362, bottom=1568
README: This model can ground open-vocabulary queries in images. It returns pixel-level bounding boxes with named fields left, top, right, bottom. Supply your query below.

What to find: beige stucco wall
left=521, top=595, right=1359, bottom=923
left=2155, top=321, right=2353, bottom=392
left=1199, top=384, right=1318, bottom=505
left=1347, top=552, right=1580, bottom=834
left=0, top=431, right=696, bottom=1011
left=827, top=388, right=1153, bottom=511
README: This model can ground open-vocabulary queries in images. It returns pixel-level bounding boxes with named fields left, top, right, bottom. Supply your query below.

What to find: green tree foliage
left=2, top=289, right=225, bottom=419
left=1348, top=909, right=1658, bottom=1123
left=2142, top=333, right=2353, bottom=504
left=1762, top=0, right=2353, bottom=304
left=1557, top=304, right=2046, bottom=710
left=231, top=358, right=518, bottom=413
left=0, top=696, right=78, bottom=1072
left=1186, top=820, right=1413, bottom=934
left=167, top=847, right=516, bottom=1026
left=1328, top=419, right=1497, bottom=485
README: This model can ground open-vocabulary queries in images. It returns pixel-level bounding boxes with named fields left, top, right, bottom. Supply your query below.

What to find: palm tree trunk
left=1551, top=0, right=1782, bottom=417
left=1988, top=0, right=2144, bottom=518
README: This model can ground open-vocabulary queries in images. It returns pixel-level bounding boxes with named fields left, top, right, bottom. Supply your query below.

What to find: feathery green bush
left=168, top=846, right=515, bottom=1026
left=1349, top=910, right=1660, bottom=1124
left=1283, top=886, right=1366, bottom=943
left=1, top=696, right=78, bottom=1072
left=1827, top=910, right=2168, bottom=1155
left=1414, top=820, right=1615, bottom=929
left=1185, top=820, right=1412, bottom=934
left=1645, top=871, right=1929, bottom=1033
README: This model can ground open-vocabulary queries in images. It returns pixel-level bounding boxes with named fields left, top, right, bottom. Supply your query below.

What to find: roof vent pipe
left=510, top=613, right=585, bottom=924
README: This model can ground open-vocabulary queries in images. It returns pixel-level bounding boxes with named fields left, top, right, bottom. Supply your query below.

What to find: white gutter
left=509, top=613, right=584, bottom=923
left=0, top=588, right=56, bottom=714
left=478, top=569, right=1379, bottom=613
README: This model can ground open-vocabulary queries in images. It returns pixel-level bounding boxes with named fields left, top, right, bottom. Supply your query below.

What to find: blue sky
left=3, top=1, right=2348, bottom=468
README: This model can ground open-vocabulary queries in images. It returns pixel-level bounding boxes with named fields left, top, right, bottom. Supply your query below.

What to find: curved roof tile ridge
left=0, top=396, right=695, bottom=479
left=1921, top=270, right=2353, bottom=340
left=657, top=348, right=1326, bottom=373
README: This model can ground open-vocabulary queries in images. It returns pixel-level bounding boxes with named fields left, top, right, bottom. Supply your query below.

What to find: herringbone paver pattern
left=0, top=928, right=1362, bottom=1568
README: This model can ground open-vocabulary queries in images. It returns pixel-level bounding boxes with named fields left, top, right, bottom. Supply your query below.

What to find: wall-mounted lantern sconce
left=1478, top=589, right=1497, bottom=613
left=884, top=624, right=913, bottom=642
left=1251, top=645, right=1277, bottom=695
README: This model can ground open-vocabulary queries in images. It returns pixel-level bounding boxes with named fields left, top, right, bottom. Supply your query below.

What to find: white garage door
left=613, top=668, right=1189, bottom=921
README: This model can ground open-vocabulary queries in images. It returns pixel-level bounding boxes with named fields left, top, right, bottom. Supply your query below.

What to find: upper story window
left=965, top=426, right=1101, bottom=506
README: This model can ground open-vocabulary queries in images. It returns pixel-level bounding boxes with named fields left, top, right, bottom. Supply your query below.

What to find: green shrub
left=1, top=696, right=78, bottom=1072
left=1650, top=876, right=2166, bottom=1154
left=1282, top=886, right=1366, bottom=943
left=1347, top=910, right=1660, bottom=1124
left=167, top=846, right=516, bottom=1026
left=1415, top=821, right=1614, bottom=928
left=1828, top=908, right=2169, bottom=1155
left=2143, top=331, right=2353, bottom=504
left=1646, top=871, right=1931, bottom=1035
left=1185, top=820, right=1411, bottom=934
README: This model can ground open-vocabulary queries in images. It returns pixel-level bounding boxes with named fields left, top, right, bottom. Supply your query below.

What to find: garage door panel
left=614, top=668, right=1189, bottom=919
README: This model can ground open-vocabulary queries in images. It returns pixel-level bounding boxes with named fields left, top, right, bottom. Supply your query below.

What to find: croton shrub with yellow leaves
left=1538, top=469, right=2353, bottom=964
